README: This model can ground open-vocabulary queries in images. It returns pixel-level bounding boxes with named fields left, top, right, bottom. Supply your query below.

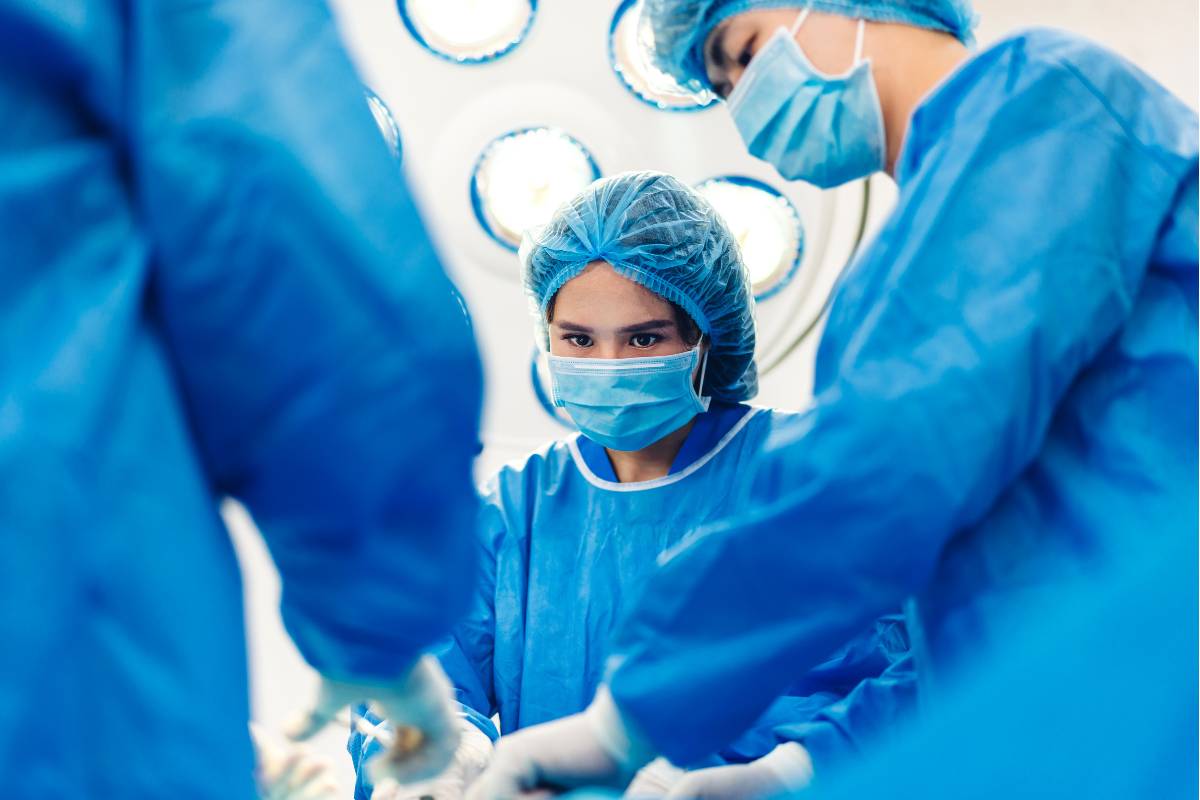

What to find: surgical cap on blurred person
left=642, top=0, right=979, bottom=93
left=520, top=170, right=758, bottom=402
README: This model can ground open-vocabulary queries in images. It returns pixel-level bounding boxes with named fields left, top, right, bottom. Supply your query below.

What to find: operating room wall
left=227, top=1, right=1198, bottom=792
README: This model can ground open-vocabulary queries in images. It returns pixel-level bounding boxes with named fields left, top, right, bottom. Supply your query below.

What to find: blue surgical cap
left=520, top=171, right=758, bottom=402
left=643, top=0, right=979, bottom=94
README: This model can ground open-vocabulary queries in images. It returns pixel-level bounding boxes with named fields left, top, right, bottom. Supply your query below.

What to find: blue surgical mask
left=548, top=347, right=711, bottom=452
left=726, top=8, right=885, bottom=188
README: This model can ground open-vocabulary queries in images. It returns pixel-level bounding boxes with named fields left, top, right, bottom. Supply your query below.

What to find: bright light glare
left=612, top=0, right=715, bottom=109
left=365, top=93, right=401, bottom=159
left=474, top=129, right=599, bottom=249
left=405, top=0, right=532, bottom=60
left=697, top=180, right=803, bottom=295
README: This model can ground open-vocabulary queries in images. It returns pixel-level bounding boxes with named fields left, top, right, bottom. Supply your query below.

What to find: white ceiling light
left=471, top=127, right=602, bottom=254
left=400, top=0, right=535, bottom=63
left=696, top=176, right=805, bottom=301
left=609, top=0, right=717, bottom=111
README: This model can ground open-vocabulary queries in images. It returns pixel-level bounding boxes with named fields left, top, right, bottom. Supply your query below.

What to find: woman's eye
left=565, top=334, right=592, bottom=348
left=630, top=334, right=660, bottom=348
left=734, top=36, right=753, bottom=68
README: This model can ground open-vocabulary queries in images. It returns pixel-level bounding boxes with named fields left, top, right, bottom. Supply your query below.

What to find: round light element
left=609, top=0, right=717, bottom=111
left=471, top=127, right=601, bottom=253
left=696, top=176, right=805, bottom=301
left=399, top=0, right=535, bottom=64
left=365, top=90, right=402, bottom=161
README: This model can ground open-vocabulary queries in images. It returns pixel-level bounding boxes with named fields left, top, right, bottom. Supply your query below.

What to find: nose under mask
left=726, top=7, right=886, bottom=188
left=548, top=347, right=711, bottom=452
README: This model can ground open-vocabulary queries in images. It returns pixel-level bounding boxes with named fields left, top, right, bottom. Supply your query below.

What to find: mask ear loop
left=792, top=6, right=866, bottom=67
left=694, top=344, right=713, bottom=410
left=790, top=4, right=813, bottom=36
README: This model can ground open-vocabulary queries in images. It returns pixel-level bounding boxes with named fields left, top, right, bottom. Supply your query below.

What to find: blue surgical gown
left=605, top=28, right=1200, bottom=764
left=349, top=405, right=915, bottom=798
left=0, top=0, right=481, bottom=796
left=806, top=533, right=1198, bottom=800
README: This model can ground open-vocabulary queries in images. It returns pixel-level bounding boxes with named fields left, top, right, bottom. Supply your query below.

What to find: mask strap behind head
left=696, top=343, right=710, bottom=398
left=854, top=18, right=866, bottom=64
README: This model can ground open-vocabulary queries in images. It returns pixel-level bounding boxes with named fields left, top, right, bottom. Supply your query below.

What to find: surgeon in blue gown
left=0, top=0, right=482, bottom=796
left=352, top=172, right=916, bottom=799
left=466, top=1, right=1199, bottom=796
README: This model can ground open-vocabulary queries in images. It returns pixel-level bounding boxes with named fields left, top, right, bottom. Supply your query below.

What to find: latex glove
left=289, top=655, right=460, bottom=785
left=466, top=687, right=655, bottom=800
left=252, top=723, right=340, bottom=800
left=372, top=720, right=494, bottom=800
left=664, top=743, right=814, bottom=800
left=624, top=758, right=687, bottom=797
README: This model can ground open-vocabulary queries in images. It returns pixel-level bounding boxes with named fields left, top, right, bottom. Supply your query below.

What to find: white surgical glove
left=372, top=719, right=494, bottom=800
left=251, top=723, right=340, bottom=800
left=289, top=655, right=460, bottom=786
left=624, top=757, right=687, bottom=797
left=466, top=687, right=656, bottom=800
left=664, top=743, right=814, bottom=800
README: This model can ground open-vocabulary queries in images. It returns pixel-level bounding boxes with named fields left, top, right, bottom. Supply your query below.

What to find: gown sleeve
left=606, top=45, right=1198, bottom=763
left=348, top=485, right=508, bottom=796
left=128, top=0, right=483, bottom=680
left=433, top=486, right=507, bottom=738
left=719, top=615, right=916, bottom=770
left=786, top=653, right=918, bottom=772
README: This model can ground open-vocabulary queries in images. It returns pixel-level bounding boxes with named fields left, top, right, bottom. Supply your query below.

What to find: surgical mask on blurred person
left=548, top=346, right=710, bottom=451
left=727, top=7, right=885, bottom=188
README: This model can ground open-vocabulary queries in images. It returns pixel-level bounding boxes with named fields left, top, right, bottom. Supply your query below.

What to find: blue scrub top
left=348, top=406, right=916, bottom=798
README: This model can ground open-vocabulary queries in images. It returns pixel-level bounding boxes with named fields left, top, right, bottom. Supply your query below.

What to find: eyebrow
left=554, top=320, right=594, bottom=332
left=617, top=319, right=674, bottom=334
left=552, top=319, right=675, bottom=334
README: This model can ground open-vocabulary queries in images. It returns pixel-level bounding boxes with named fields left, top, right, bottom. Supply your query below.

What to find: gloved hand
left=663, top=743, right=814, bottom=800
left=371, top=719, right=494, bottom=800
left=251, top=723, right=340, bottom=800
left=624, top=758, right=687, bottom=797
left=289, top=655, right=460, bottom=786
left=466, top=687, right=656, bottom=800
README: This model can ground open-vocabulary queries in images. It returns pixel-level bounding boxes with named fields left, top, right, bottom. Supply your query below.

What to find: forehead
left=552, top=262, right=674, bottom=321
